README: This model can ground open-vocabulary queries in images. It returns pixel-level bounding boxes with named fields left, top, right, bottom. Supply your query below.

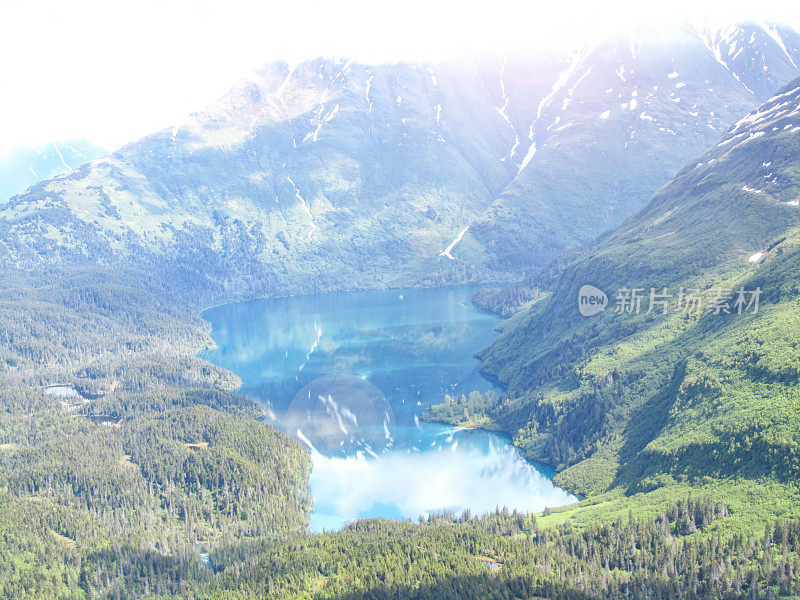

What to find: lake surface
left=45, top=385, right=81, bottom=398
left=201, top=286, right=576, bottom=531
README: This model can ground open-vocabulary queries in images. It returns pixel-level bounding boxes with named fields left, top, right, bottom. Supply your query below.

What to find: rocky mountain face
left=1, top=23, right=799, bottom=297
left=475, top=77, right=800, bottom=496
left=0, top=140, right=105, bottom=204
left=465, top=23, right=800, bottom=273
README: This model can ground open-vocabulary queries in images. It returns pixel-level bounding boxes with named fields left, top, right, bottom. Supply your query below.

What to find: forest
left=0, top=260, right=798, bottom=599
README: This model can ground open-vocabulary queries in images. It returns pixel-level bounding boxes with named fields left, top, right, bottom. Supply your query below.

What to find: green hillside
left=0, top=273, right=312, bottom=599
left=431, top=79, right=800, bottom=519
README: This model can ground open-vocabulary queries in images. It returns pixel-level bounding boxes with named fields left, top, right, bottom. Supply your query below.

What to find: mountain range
left=2, top=23, right=799, bottom=298
left=3, top=18, right=800, bottom=600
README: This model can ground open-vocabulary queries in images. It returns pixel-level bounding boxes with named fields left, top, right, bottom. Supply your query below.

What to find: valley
left=2, top=17, right=800, bottom=600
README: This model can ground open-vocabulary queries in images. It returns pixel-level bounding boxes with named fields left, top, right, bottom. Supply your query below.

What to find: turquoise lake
left=201, top=285, right=576, bottom=531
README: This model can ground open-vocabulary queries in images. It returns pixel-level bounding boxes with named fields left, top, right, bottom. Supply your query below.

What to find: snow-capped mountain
left=465, top=22, right=800, bottom=273
left=1, top=22, right=798, bottom=296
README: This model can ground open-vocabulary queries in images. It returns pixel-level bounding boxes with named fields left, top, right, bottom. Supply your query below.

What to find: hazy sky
left=1, top=0, right=799, bottom=153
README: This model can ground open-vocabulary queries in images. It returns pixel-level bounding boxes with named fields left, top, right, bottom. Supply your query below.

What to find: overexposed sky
left=1, top=0, right=799, bottom=153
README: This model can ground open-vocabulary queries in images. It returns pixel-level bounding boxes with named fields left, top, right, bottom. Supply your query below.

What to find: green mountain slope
left=443, top=78, right=800, bottom=501
left=3, top=23, right=800, bottom=600
left=0, top=275, right=312, bottom=599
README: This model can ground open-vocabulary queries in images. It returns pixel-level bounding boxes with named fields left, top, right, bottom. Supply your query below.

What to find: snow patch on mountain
left=762, top=23, right=800, bottom=70
left=496, top=54, right=521, bottom=161
left=439, top=224, right=471, bottom=260
left=287, top=175, right=317, bottom=238
left=519, top=48, right=588, bottom=173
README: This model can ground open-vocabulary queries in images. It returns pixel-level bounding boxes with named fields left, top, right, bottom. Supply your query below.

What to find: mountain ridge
left=2, top=22, right=799, bottom=300
left=3, top=21, right=800, bottom=600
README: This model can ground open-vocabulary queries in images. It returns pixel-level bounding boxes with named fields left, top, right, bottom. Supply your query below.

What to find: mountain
left=451, top=77, right=800, bottom=502
left=465, top=22, right=800, bottom=273
left=1, top=23, right=798, bottom=298
left=0, top=140, right=105, bottom=204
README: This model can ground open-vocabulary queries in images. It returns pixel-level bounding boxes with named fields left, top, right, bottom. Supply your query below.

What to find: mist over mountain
left=2, top=22, right=799, bottom=298
left=0, top=140, right=105, bottom=204
left=466, top=22, right=800, bottom=272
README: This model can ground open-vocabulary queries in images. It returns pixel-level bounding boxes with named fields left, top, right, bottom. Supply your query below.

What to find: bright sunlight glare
left=1, top=0, right=799, bottom=153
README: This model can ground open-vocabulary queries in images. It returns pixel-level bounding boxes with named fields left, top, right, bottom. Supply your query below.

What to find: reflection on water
left=201, top=286, right=576, bottom=531
left=286, top=373, right=396, bottom=457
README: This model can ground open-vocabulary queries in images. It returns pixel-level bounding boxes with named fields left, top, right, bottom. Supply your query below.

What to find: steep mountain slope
left=466, top=77, right=800, bottom=498
left=1, top=23, right=798, bottom=298
left=465, top=23, right=800, bottom=274
left=0, top=140, right=105, bottom=204
left=4, top=25, right=800, bottom=600
left=0, top=58, right=527, bottom=295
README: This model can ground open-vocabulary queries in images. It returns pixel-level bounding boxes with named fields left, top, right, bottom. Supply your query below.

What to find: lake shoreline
left=201, top=284, right=578, bottom=531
